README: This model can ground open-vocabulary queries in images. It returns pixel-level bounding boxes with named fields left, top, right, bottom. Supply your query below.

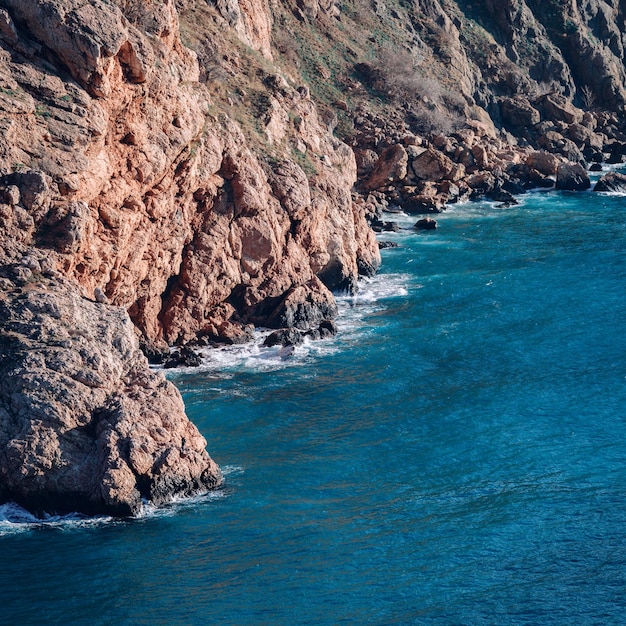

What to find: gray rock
left=593, top=171, right=626, bottom=193
left=556, top=163, right=591, bottom=191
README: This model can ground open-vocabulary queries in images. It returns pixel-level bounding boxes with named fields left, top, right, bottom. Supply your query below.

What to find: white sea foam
left=160, top=273, right=412, bottom=377
left=0, top=502, right=115, bottom=536
left=0, top=480, right=236, bottom=533
left=134, top=489, right=227, bottom=520
left=221, top=464, right=245, bottom=477
left=334, top=272, right=412, bottom=343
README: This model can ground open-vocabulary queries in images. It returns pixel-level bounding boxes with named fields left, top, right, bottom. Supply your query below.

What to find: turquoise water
left=2, top=187, right=626, bottom=624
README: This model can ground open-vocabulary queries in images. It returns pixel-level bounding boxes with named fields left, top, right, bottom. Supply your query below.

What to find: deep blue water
left=2, top=186, right=626, bottom=624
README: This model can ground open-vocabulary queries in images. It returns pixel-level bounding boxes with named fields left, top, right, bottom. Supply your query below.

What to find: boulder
left=409, top=146, right=455, bottom=182
left=593, top=172, right=626, bottom=193
left=536, top=94, right=584, bottom=125
left=163, top=346, right=202, bottom=369
left=264, top=278, right=338, bottom=328
left=371, top=219, right=400, bottom=232
left=263, top=328, right=304, bottom=347
left=499, top=96, right=540, bottom=129
left=525, top=151, right=561, bottom=176
left=467, top=171, right=497, bottom=197
left=556, top=163, right=591, bottom=191
left=537, top=131, right=584, bottom=163
left=303, top=319, right=338, bottom=341
left=487, top=189, right=518, bottom=206
left=414, top=218, right=437, bottom=230
left=364, top=144, right=409, bottom=190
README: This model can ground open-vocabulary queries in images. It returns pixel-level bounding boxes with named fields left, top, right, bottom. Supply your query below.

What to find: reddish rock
left=0, top=265, right=222, bottom=517
left=409, top=146, right=455, bottom=182
left=536, top=94, right=584, bottom=125
left=525, top=152, right=561, bottom=176
left=364, top=144, right=409, bottom=190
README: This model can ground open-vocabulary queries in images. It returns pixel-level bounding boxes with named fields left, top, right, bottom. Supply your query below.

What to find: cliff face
left=0, top=0, right=379, bottom=349
left=1, top=0, right=626, bottom=515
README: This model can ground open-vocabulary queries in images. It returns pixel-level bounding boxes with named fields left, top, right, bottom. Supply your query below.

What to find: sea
left=1, top=177, right=626, bottom=625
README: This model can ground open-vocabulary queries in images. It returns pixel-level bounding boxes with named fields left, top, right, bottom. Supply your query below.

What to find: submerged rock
left=0, top=270, right=222, bottom=517
left=378, top=241, right=399, bottom=249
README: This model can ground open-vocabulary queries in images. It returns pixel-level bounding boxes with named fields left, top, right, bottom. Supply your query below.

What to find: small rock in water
left=304, top=319, right=338, bottom=341
left=593, top=171, right=626, bottom=193
left=378, top=241, right=399, bottom=249
left=264, top=328, right=304, bottom=348
left=414, top=217, right=438, bottom=230
left=164, top=346, right=202, bottom=368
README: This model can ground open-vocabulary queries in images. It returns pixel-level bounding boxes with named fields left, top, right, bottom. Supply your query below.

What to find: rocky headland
left=1, top=0, right=626, bottom=516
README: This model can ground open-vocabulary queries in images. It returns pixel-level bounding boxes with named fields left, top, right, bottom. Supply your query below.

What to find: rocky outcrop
left=0, top=0, right=380, bottom=515
left=0, top=258, right=221, bottom=516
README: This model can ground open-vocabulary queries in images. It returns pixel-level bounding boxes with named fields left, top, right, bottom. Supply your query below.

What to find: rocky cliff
left=1, top=0, right=625, bottom=516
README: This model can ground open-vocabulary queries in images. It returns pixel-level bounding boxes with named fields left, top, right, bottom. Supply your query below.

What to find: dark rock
left=1, top=185, right=19, bottom=205
left=263, top=278, right=339, bottom=329
left=371, top=219, right=399, bottom=232
left=556, top=163, right=591, bottom=191
left=164, top=346, right=202, bottom=369
left=318, top=319, right=337, bottom=337
left=141, top=342, right=169, bottom=365
left=487, top=188, right=519, bottom=205
left=263, top=328, right=304, bottom=347
left=304, top=319, right=338, bottom=341
left=501, top=180, right=527, bottom=195
left=593, top=172, right=626, bottom=193
left=357, top=257, right=378, bottom=277
left=378, top=241, right=399, bottom=249
left=536, top=177, right=556, bottom=188
left=402, top=196, right=444, bottom=214
left=589, top=163, right=603, bottom=172
left=606, top=144, right=626, bottom=164
left=583, top=147, right=604, bottom=164
left=414, top=218, right=438, bottom=230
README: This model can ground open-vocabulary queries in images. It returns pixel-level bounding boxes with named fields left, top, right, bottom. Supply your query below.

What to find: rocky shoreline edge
left=3, top=0, right=626, bottom=518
